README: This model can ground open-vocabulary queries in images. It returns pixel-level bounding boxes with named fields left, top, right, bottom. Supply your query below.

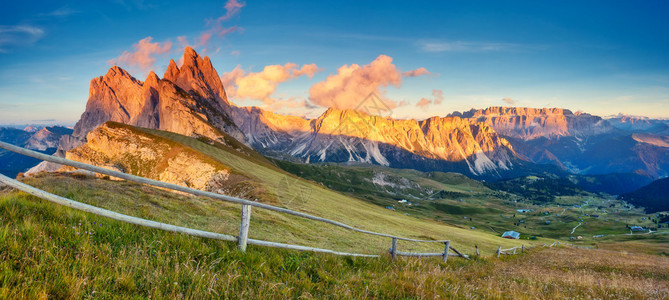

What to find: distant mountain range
left=15, top=47, right=667, bottom=196
left=0, top=126, right=73, bottom=177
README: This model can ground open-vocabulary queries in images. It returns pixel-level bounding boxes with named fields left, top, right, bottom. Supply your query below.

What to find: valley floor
left=1, top=188, right=668, bottom=299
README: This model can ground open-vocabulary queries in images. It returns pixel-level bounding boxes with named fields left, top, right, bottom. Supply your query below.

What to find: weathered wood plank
left=238, top=204, right=251, bottom=251
left=449, top=246, right=471, bottom=260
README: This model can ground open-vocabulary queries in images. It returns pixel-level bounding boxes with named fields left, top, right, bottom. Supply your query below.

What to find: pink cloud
left=219, top=0, right=245, bottom=22
left=502, top=97, right=515, bottom=104
left=403, top=67, right=430, bottom=77
left=415, top=89, right=444, bottom=109
left=222, top=63, right=322, bottom=104
left=416, top=98, right=432, bottom=108
left=107, top=37, right=172, bottom=72
left=195, top=0, right=245, bottom=50
left=292, top=63, right=320, bottom=78
left=433, top=89, right=444, bottom=104
left=308, top=55, right=405, bottom=110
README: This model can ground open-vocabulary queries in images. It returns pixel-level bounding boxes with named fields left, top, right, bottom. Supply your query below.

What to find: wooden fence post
left=521, top=245, right=525, bottom=253
left=238, top=204, right=252, bottom=251
left=513, top=247, right=517, bottom=255
left=442, top=241, right=450, bottom=262
left=475, top=245, right=480, bottom=257
left=496, top=245, right=501, bottom=258
left=391, top=238, right=398, bottom=260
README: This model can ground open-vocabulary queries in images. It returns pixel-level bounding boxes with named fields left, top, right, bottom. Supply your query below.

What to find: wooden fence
left=0, top=141, right=470, bottom=260
left=496, top=241, right=593, bottom=258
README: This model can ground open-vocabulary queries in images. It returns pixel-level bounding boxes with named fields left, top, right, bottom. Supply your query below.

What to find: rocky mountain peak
left=164, top=59, right=180, bottom=81
left=144, top=71, right=160, bottom=87
left=166, top=47, right=229, bottom=105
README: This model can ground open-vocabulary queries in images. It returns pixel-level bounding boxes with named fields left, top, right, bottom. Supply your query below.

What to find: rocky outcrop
left=453, top=107, right=614, bottom=140
left=57, top=122, right=235, bottom=192
left=163, top=47, right=229, bottom=105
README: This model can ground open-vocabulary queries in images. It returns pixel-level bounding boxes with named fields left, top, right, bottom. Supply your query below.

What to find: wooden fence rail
left=0, top=141, right=467, bottom=259
left=495, top=240, right=593, bottom=258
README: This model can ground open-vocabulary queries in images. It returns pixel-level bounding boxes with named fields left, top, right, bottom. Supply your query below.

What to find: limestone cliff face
left=58, top=122, right=236, bottom=193
left=454, top=107, right=614, bottom=140
left=234, top=107, right=517, bottom=176
left=61, top=47, right=244, bottom=157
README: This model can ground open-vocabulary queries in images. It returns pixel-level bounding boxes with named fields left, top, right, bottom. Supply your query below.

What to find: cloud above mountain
left=195, top=0, right=245, bottom=50
left=108, top=0, right=244, bottom=73
left=502, top=97, right=516, bottom=104
left=416, top=89, right=444, bottom=109
left=403, top=67, right=430, bottom=77
left=221, top=63, right=321, bottom=104
left=107, top=37, right=172, bottom=72
left=309, top=55, right=427, bottom=110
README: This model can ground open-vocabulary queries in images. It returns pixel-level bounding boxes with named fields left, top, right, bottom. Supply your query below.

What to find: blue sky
left=1, top=0, right=668, bottom=125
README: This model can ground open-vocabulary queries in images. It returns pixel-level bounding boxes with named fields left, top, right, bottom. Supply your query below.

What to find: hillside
left=1, top=188, right=667, bottom=298
left=619, top=177, right=669, bottom=213
left=24, top=122, right=539, bottom=254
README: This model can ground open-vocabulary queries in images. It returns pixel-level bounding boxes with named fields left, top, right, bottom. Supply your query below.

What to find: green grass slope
left=2, top=190, right=667, bottom=299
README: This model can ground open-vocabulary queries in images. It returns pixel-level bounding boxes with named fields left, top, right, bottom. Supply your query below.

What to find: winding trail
left=571, top=222, right=582, bottom=234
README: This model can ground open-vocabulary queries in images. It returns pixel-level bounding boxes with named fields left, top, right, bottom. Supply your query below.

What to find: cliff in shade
left=25, top=126, right=74, bottom=151
left=451, top=107, right=669, bottom=182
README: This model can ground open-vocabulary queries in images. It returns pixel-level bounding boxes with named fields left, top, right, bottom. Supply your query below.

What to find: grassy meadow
left=1, top=188, right=668, bottom=299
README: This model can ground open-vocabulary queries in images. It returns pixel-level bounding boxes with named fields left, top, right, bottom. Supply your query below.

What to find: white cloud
left=419, top=40, right=519, bottom=53
left=0, top=25, right=45, bottom=52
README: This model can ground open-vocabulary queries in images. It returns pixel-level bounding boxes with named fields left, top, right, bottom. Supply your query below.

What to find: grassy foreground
left=2, top=189, right=668, bottom=299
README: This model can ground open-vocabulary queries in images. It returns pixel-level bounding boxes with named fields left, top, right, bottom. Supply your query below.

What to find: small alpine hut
left=501, top=230, right=520, bottom=239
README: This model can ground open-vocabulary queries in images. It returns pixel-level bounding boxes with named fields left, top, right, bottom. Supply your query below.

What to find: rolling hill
left=619, top=177, right=669, bottom=213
